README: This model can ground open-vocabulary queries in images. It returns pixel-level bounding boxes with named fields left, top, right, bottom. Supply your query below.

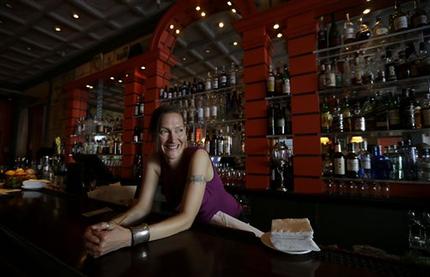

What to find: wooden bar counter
left=0, top=189, right=427, bottom=277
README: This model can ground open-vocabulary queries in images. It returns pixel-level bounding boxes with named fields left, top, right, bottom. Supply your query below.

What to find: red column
left=287, top=11, right=324, bottom=193
left=64, top=87, right=88, bottom=163
left=122, top=70, right=145, bottom=179
left=241, top=26, right=272, bottom=189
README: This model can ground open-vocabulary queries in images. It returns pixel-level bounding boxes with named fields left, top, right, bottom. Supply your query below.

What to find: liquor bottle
left=210, top=95, right=218, bottom=122
left=346, top=143, right=359, bottom=178
left=341, top=96, right=352, bottom=132
left=217, top=130, right=224, bottom=156
left=275, top=66, right=283, bottom=95
left=342, top=57, right=352, bottom=86
left=204, top=95, right=211, bottom=123
left=403, top=139, right=419, bottom=180
left=400, top=88, right=416, bottom=129
left=387, top=92, right=401, bottom=129
left=267, top=64, right=275, bottom=96
left=275, top=103, right=286, bottom=135
left=212, top=67, right=219, bottom=90
left=333, top=140, right=345, bottom=178
left=197, top=78, right=205, bottom=92
left=285, top=100, right=292, bottom=134
left=351, top=55, right=363, bottom=85
left=373, top=17, right=389, bottom=36
left=396, top=50, right=411, bottom=80
left=343, top=13, right=356, bottom=44
left=328, top=13, right=341, bottom=47
left=139, top=96, right=144, bottom=116
left=229, top=62, right=237, bottom=86
left=411, top=0, right=428, bottom=28
left=414, top=95, right=422, bottom=129
left=133, top=125, right=142, bottom=143
left=204, top=130, right=211, bottom=154
left=331, top=97, right=344, bottom=132
left=223, top=126, right=232, bottom=156
left=352, top=102, right=366, bottom=132
left=421, top=91, right=430, bottom=128
left=188, top=97, right=196, bottom=125
left=417, top=148, right=430, bottom=181
left=417, top=40, right=430, bottom=76
left=385, top=50, right=398, bottom=81
left=267, top=103, right=275, bottom=135
left=196, top=96, right=204, bottom=124
left=374, top=91, right=389, bottom=130
left=321, top=97, right=333, bottom=133
left=325, top=63, right=336, bottom=88
left=358, top=141, right=372, bottom=179
left=317, top=16, right=328, bottom=49
left=135, top=96, right=141, bottom=116
left=282, top=64, right=291, bottom=95
left=392, top=0, right=409, bottom=32
left=356, top=18, right=371, bottom=41
left=205, top=72, right=212, bottom=91
left=362, top=56, right=374, bottom=84
left=371, top=145, right=391, bottom=180
left=362, top=95, right=376, bottom=131
left=219, top=66, right=228, bottom=88
left=318, top=64, right=327, bottom=89
left=388, top=145, right=404, bottom=180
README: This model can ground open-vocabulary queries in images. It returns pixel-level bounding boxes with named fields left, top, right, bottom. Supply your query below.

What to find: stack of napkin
left=270, top=218, right=320, bottom=252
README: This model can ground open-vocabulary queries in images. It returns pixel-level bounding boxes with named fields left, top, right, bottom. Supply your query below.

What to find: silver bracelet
left=129, top=224, right=150, bottom=246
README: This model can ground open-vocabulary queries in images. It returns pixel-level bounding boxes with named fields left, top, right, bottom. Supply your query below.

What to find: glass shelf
left=314, top=25, right=430, bottom=59
left=322, top=176, right=430, bottom=186
left=318, top=75, right=430, bottom=96
left=321, top=128, right=430, bottom=137
left=159, top=84, right=243, bottom=102
left=265, top=94, right=291, bottom=101
left=267, top=134, right=293, bottom=139
left=187, top=118, right=244, bottom=127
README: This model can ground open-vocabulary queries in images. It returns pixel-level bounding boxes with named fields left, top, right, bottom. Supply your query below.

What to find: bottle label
left=388, top=109, right=400, bottom=126
left=321, top=112, right=332, bottom=130
left=412, top=15, right=428, bottom=27
left=210, top=106, right=218, bottom=118
left=422, top=109, right=430, bottom=126
left=353, top=117, right=366, bottom=131
left=212, top=79, right=218, bottom=89
left=334, top=157, right=345, bottom=175
left=205, top=80, right=211, bottom=90
left=230, top=74, right=236, bottom=85
left=360, top=157, right=371, bottom=170
left=204, top=107, right=210, bottom=118
left=374, top=27, right=388, bottom=36
left=347, top=159, right=359, bottom=172
left=198, top=108, right=204, bottom=121
left=220, top=76, right=227, bottom=85
left=267, top=77, right=275, bottom=93
left=344, top=27, right=355, bottom=40
left=326, top=73, right=336, bottom=87
left=394, top=16, right=408, bottom=31
left=283, top=79, right=291, bottom=94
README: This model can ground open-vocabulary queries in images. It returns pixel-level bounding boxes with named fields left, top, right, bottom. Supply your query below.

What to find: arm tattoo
left=188, top=175, right=206, bottom=184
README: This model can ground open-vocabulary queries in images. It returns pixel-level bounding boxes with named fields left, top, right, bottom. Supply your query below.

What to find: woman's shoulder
left=187, top=146, right=209, bottom=158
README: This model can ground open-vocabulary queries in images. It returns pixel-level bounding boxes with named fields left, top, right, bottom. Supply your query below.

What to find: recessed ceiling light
left=201, top=11, right=206, bottom=17
left=54, top=26, right=62, bottom=32
left=125, top=73, right=129, bottom=78
left=110, top=76, right=115, bottom=80
left=169, top=24, right=174, bottom=29
left=72, top=13, right=79, bottom=19
left=118, top=79, right=123, bottom=83
left=27, top=47, right=32, bottom=51
left=273, top=24, right=280, bottom=30
left=205, top=49, right=211, bottom=54
left=218, top=22, right=224, bottom=28
left=231, top=8, right=236, bottom=13
left=195, top=6, right=201, bottom=11
left=5, top=3, right=12, bottom=8
left=175, top=29, right=180, bottom=34
left=276, top=32, right=283, bottom=38
left=182, top=57, right=186, bottom=62
left=227, top=1, right=232, bottom=6
left=233, top=41, right=238, bottom=46
left=362, top=8, right=371, bottom=14
left=140, top=66, right=146, bottom=70
left=86, top=85, right=93, bottom=89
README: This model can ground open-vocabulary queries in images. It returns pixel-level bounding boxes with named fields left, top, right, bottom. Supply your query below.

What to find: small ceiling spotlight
left=118, top=79, right=123, bottom=83
left=205, top=49, right=211, bottom=54
left=273, top=24, right=280, bottom=30
left=182, top=57, right=187, bottom=62
left=201, top=11, right=206, bottom=17
left=86, top=84, right=94, bottom=89
left=140, top=66, right=146, bottom=70
left=169, top=24, right=174, bottom=29
left=233, top=41, right=238, bottom=46
left=231, top=8, right=236, bottom=13
left=5, top=3, right=12, bottom=8
left=362, top=8, right=371, bottom=15
left=276, top=32, right=283, bottom=38
left=175, top=29, right=180, bottom=34
left=110, top=76, right=115, bottom=80
left=218, top=22, right=224, bottom=28
left=72, top=13, right=79, bottom=19
left=227, top=1, right=232, bottom=6
left=27, top=47, right=32, bottom=51
left=54, top=26, right=62, bottom=32
left=125, top=73, right=129, bottom=78
left=195, top=6, right=201, bottom=11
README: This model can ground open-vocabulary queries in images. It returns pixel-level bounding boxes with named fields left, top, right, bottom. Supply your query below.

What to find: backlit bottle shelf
left=321, top=128, right=430, bottom=137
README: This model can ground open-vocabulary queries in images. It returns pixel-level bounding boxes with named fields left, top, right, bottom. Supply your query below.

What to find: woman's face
left=158, top=112, right=187, bottom=163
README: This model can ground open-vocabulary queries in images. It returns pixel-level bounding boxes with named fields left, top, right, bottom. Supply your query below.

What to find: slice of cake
left=270, top=218, right=320, bottom=252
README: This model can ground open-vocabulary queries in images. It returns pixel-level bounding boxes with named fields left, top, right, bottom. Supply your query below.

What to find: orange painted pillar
left=241, top=26, right=272, bottom=189
left=121, top=69, right=145, bottom=179
left=286, top=11, right=324, bottom=193
left=64, top=87, right=88, bottom=163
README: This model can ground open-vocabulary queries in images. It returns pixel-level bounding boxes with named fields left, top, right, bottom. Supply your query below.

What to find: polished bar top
left=0, top=189, right=427, bottom=277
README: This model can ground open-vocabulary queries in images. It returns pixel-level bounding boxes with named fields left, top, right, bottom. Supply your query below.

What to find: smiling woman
left=84, top=104, right=246, bottom=257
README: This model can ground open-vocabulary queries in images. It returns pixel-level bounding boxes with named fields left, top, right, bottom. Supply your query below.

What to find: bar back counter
left=0, top=189, right=428, bottom=277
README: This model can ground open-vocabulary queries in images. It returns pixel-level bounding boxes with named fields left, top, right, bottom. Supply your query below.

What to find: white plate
left=22, top=180, right=45, bottom=190
left=260, top=232, right=312, bottom=255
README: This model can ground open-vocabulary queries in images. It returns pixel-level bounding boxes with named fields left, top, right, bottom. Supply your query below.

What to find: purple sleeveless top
left=158, top=147, right=242, bottom=223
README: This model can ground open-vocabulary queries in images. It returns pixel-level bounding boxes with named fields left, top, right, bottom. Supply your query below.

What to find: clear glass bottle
left=358, top=141, right=372, bottom=179
left=282, top=64, right=291, bottom=95
left=333, top=140, right=345, bottom=178
left=267, top=64, right=275, bottom=96
left=373, top=17, right=389, bottom=36
left=321, top=97, right=333, bottom=133
left=392, top=0, right=409, bottom=32
left=346, top=143, right=359, bottom=178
